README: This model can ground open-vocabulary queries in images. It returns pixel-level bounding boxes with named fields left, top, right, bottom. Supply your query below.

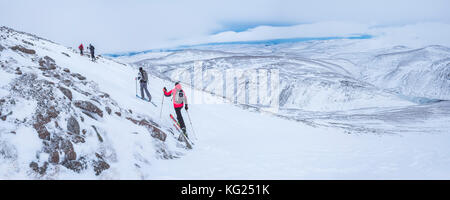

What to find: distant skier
left=88, top=44, right=95, bottom=61
left=78, top=43, right=84, bottom=55
left=137, top=67, right=152, bottom=102
left=163, top=82, right=188, bottom=135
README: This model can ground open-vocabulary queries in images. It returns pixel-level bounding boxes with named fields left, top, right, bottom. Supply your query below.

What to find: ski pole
left=159, top=79, right=166, bottom=120
left=186, top=110, right=197, bottom=140
left=135, top=77, right=137, bottom=97
left=159, top=93, right=164, bottom=120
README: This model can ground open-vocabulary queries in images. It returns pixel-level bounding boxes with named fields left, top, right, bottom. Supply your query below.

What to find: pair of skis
left=136, top=94, right=157, bottom=107
left=170, top=114, right=194, bottom=146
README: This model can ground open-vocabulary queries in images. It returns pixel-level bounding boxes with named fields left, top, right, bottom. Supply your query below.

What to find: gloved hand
left=185, top=104, right=188, bottom=111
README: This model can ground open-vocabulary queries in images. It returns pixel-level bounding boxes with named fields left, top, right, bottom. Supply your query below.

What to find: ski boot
left=182, top=127, right=188, bottom=138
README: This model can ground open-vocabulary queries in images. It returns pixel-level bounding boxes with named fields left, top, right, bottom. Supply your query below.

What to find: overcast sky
left=1, top=0, right=449, bottom=53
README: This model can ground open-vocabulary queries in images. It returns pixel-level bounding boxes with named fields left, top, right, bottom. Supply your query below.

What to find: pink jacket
left=164, top=84, right=187, bottom=108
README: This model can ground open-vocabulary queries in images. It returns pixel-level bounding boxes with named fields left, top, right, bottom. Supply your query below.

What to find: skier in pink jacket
left=163, top=82, right=188, bottom=134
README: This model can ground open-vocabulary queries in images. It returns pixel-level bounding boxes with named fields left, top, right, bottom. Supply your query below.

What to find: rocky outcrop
left=10, top=45, right=35, bottom=54
left=126, top=117, right=167, bottom=142
left=30, top=162, right=49, bottom=175
left=74, top=100, right=103, bottom=118
left=0, top=27, right=182, bottom=179
left=38, top=56, right=57, bottom=71
left=58, top=86, right=72, bottom=101
left=71, top=73, right=86, bottom=80
left=67, top=116, right=80, bottom=135
left=93, top=153, right=110, bottom=175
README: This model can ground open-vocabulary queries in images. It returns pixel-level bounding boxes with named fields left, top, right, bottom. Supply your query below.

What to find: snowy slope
left=115, top=37, right=450, bottom=179
left=0, top=27, right=189, bottom=179
left=2, top=27, right=450, bottom=180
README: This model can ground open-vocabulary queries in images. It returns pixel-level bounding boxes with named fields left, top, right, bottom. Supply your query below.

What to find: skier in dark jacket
left=88, top=44, right=95, bottom=61
left=163, top=82, right=188, bottom=135
left=78, top=44, right=84, bottom=55
left=137, top=67, right=152, bottom=101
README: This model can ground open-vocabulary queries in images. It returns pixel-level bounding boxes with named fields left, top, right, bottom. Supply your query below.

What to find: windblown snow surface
left=1, top=26, right=450, bottom=179
left=124, top=33, right=450, bottom=179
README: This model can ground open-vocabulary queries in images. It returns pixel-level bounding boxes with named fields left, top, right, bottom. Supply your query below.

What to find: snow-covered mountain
left=362, top=45, right=450, bottom=101
left=2, top=27, right=450, bottom=179
left=123, top=37, right=450, bottom=137
left=137, top=53, right=414, bottom=112
left=0, top=27, right=190, bottom=179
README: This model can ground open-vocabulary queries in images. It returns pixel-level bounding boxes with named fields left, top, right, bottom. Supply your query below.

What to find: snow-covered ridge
left=362, top=45, right=450, bottom=100
left=0, top=27, right=189, bottom=179
left=136, top=48, right=414, bottom=112
left=124, top=37, right=450, bottom=136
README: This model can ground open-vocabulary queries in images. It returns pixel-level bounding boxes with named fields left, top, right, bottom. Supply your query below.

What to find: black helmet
left=175, top=82, right=180, bottom=86
left=139, top=67, right=143, bottom=71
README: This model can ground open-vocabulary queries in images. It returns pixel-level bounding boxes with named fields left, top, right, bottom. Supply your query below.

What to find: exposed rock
left=61, top=52, right=70, bottom=57
left=44, top=56, right=55, bottom=63
left=93, top=153, right=110, bottom=175
left=91, top=125, right=103, bottom=143
left=54, top=121, right=61, bottom=129
left=61, top=140, right=76, bottom=160
left=49, top=151, right=59, bottom=164
left=62, top=79, right=72, bottom=87
left=63, top=68, right=70, bottom=73
left=71, top=73, right=86, bottom=80
left=74, top=88, right=91, bottom=96
left=114, top=112, right=121, bottom=117
left=48, top=107, right=59, bottom=118
left=90, top=98, right=101, bottom=104
left=74, top=100, right=103, bottom=118
left=0, top=44, right=4, bottom=51
left=72, top=135, right=85, bottom=144
left=58, top=86, right=72, bottom=101
left=62, top=159, right=86, bottom=173
left=33, top=123, right=50, bottom=140
left=126, top=117, right=167, bottom=141
left=30, top=161, right=48, bottom=175
left=67, top=116, right=80, bottom=135
left=38, top=56, right=57, bottom=71
left=10, top=45, right=35, bottom=54
left=38, top=59, right=45, bottom=67
left=22, top=39, right=34, bottom=46
left=99, top=93, right=110, bottom=98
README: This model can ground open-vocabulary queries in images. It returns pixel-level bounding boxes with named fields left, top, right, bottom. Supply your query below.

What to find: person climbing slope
left=137, top=67, right=152, bottom=102
left=163, top=82, right=188, bottom=135
left=78, top=43, right=84, bottom=55
left=88, top=44, right=95, bottom=61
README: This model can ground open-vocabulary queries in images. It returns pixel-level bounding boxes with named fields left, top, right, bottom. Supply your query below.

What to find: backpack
left=174, top=89, right=185, bottom=104
left=139, top=71, right=148, bottom=82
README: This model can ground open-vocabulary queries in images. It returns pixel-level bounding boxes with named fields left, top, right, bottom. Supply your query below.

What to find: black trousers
left=174, top=107, right=186, bottom=130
